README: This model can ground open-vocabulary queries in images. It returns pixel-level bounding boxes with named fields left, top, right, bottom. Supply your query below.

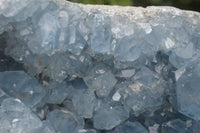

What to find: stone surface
left=0, top=0, right=200, bottom=132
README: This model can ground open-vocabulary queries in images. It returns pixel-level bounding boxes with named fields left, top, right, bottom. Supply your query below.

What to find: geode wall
left=0, top=0, right=200, bottom=133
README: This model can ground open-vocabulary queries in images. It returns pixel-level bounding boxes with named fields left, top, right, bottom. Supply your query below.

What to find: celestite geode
left=0, top=0, right=200, bottom=132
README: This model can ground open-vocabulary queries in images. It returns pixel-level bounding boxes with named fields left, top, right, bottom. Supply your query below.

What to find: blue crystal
left=0, top=71, right=42, bottom=107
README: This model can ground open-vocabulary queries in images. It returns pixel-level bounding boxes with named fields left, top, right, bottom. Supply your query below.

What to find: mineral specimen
left=0, top=0, right=200, bottom=132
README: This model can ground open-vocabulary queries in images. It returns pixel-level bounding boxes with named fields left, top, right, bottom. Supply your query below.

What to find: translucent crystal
left=176, top=61, right=200, bottom=120
left=93, top=104, right=129, bottom=130
left=28, top=13, right=61, bottom=54
left=112, top=91, right=121, bottom=101
left=72, top=89, right=96, bottom=118
left=44, top=81, right=68, bottom=104
left=114, top=36, right=142, bottom=62
left=78, top=129, right=97, bottom=133
left=87, top=12, right=112, bottom=53
left=0, top=98, right=51, bottom=133
left=43, top=53, right=68, bottom=82
left=0, top=0, right=30, bottom=17
left=169, top=43, right=195, bottom=68
left=120, top=69, right=135, bottom=78
left=162, top=119, right=187, bottom=133
left=83, top=64, right=117, bottom=97
left=0, top=71, right=42, bottom=107
left=114, top=121, right=148, bottom=133
left=117, top=67, right=165, bottom=115
left=0, top=89, right=9, bottom=104
left=191, top=121, right=200, bottom=133
left=46, top=109, right=84, bottom=133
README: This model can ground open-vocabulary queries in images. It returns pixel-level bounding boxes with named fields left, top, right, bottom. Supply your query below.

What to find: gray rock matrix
left=0, top=0, right=200, bottom=132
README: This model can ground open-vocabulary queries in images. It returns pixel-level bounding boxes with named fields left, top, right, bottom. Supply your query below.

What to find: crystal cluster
left=0, top=0, right=200, bottom=132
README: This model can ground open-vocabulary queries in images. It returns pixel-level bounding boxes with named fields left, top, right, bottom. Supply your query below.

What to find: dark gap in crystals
left=71, top=78, right=88, bottom=90
left=84, top=118, right=94, bottom=129
left=37, top=72, right=51, bottom=84
left=0, top=53, right=24, bottom=72
left=156, top=51, right=170, bottom=65
left=0, top=32, right=7, bottom=52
